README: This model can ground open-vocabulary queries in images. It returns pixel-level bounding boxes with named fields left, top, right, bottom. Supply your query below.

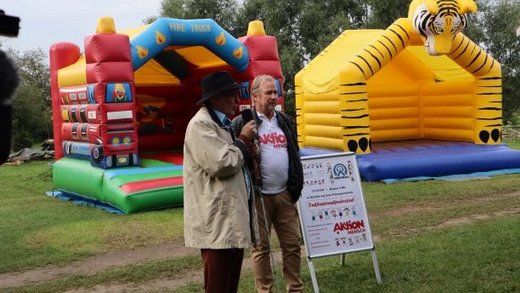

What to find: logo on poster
left=333, top=220, right=365, bottom=234
left=333, top=163, right=349, bottom=179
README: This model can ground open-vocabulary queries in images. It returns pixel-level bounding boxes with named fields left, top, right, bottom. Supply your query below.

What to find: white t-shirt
left=257, top=112, right=289, bottom=194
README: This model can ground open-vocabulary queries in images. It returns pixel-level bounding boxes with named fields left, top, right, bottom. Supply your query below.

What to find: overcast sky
left=1, top=0, right=162, bottom=53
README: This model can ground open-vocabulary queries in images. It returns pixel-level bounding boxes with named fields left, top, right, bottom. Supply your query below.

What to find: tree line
left=3, top=0, right=519, bottom=151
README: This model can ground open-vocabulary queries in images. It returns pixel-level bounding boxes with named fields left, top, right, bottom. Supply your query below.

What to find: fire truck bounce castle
left=50, top=18, right=284, bottom=213
left=50, top=0, right=520, bottom=214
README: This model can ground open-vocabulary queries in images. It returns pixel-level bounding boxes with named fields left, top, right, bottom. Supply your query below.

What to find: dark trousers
left=201, top=248, right=244, bottom=293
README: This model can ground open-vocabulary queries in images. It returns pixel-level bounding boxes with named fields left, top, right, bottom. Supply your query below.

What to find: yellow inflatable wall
left=296, top=0, right=502, bottom=154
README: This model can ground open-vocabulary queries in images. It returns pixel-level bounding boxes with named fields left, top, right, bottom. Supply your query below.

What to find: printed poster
left=298, top=153, right=374, bottom=258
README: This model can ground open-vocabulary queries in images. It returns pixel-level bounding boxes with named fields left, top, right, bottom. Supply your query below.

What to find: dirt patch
left=63, top=271, right=204, bottom=293
left=0, top=243, right=196, bottom=289
left=64, top=250, right=284, bottom=293
left=0, top=240, right=284, bottom=292
left=375, top=190, right=520, bottom=218
left=435, top=208, right=520, bottom=228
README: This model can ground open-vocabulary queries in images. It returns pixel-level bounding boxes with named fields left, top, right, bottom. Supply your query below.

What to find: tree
left=366, top=0, right=410, bottom=28
left=236, top=0, right=368, bottom=115
left=298, top=0, right=367, bottom=61
left=9, top=48, right=52, bottom=150
left=235, top=0, right=306, bottom=115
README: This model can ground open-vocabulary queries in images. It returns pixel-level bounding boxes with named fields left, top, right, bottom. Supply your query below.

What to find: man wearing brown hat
left=183, top=70, right=259, bottom=293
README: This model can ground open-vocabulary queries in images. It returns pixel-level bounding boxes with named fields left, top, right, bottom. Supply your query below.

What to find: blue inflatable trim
left=382, top=168, right=520, bottom=183
left=130, top=18, right=249, bottom=72
left=301, top=140, right=520, bottom=182
left=46, top=190, right=124, bottom=214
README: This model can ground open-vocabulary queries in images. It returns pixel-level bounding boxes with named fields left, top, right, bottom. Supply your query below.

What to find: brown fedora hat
left=197, top=71, right=240, bottom=104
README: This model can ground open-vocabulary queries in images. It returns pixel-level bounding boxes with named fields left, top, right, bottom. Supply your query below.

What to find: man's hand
left=240, top=120, right=257, bottom=141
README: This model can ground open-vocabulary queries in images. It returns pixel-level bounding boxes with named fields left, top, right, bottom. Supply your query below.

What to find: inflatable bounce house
left=49, top=18, right=284, bottom=213
left=296, top=0, right=520, bottom=181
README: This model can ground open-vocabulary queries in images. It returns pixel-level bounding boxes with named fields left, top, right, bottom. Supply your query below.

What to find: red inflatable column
left=83, top=18, right=139, bottom=168
left=49, top=43, right=81, bottom=159
left=237, top=21, right=285, bottom=111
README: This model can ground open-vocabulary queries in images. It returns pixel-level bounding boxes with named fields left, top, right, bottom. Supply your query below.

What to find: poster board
left=298, top=152, right=374, bottom=258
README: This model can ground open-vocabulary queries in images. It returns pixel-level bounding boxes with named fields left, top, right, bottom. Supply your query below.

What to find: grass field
left=0, top=140, right=519, bottom=292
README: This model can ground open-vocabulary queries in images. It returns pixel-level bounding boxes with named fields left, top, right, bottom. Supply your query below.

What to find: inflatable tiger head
left=408, top=0, right=477, bottom=55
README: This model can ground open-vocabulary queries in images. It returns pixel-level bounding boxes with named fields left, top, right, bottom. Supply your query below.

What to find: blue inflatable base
left=46, top=190, right=124, bottom=214
left=300, top=140, right=520, bottom=182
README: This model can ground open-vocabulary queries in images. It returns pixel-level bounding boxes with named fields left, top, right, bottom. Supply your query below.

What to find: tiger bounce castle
left=49, top=18, right=284, bottom=213
left=297, top=0, right=520, bottom=181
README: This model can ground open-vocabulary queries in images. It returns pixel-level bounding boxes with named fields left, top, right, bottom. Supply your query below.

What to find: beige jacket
left=183, top=106, right=258, bottom=249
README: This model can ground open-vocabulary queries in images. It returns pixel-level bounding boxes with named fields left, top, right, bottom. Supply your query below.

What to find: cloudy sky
left=1, top=0, right=163, bottom=52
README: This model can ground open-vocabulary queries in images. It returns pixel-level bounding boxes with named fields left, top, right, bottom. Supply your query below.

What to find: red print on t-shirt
left=259, top=132, right=287, bottom=149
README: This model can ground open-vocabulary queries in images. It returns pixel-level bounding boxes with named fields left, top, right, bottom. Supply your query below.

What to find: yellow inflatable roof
left=299, top=30, right=473, bottom=94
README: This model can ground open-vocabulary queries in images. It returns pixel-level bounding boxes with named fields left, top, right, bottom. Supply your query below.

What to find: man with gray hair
left=233, top=74, right=304, bottom=292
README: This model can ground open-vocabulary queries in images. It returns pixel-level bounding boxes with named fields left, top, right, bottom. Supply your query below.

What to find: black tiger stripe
left=341, top=108, right=366, bottom=112
left=418, top=11, right=430, bottom=35
left=437, top=10, right=458, bottom=18
left=363, top=48, right=382, bottom=69
left=349, top=61, right=366, bottom=76
left=340, top=92, right=367, bottom=95
left=340, top=82, right=367, bottom=86
left=414, top=15, right=428, bottom=39
left=439, top=0, right=458, bottom=8
left=346, top=99, right=368, bottom=102
left=438, top=2, right=457, bottom=9
left=394, top=23, right=410, bottom=40
left=468, top=42, right=478, bottom=57
left=479, top=77, right=501, bottom=80
left=382, top=35, right=398, bottom=54
left=472, top=53, right=488, bottom=74
left=356, top=54, right=374, bottom=75
left=480, top=85, right=502, bottom=88
left=466, top=48, right=482, bottom=68
left=388, top=28, right=405, bottom=48
left=476, top=117, right=502, bottom=121
left=452, top=36, right=465, bottom=53
left=454, top=37, right=471, bottom=59
left=477, top=107, right=501, bottom=111
left=437, top=7, right=458, bottom=15
left=486, top=124, right=503, bottom=127
left=343, top=133, right=370, bottom=137
left=477, top=92, right=502, bottom=95
left=342, top=114, right=369, bottom=119
left=343, top=126, right=370, bottom=129
left=377, top=40, right=393, bottom=58
left=369, top=45, right=385, bottom=59
left=489, top=58, right=496, bottom=72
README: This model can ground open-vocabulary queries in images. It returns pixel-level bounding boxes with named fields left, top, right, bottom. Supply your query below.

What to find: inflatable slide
left=49, top=18, right=285, bottom=213
left=296, top=0, right=520, bottom=181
